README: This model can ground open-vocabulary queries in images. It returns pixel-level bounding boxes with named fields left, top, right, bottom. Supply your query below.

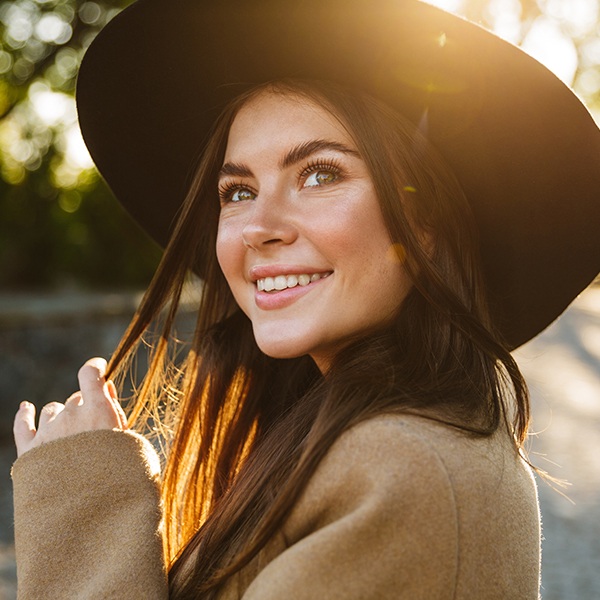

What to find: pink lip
left=253, top=273, right=332, bottom=310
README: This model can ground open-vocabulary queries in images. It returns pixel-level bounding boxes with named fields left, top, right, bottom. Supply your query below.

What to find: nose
left=242, top=193, right=298, bottom=249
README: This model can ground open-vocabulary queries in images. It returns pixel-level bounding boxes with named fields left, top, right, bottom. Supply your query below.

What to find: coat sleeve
left=241, top=417, right=459, bottom=600
left=11, top=429, right=168, bottom=600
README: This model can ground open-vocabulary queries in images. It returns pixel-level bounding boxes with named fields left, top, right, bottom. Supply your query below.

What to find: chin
left=255, top=340, right=308, bottom=361
left=252, top=330, right=315, bottom=361
left=253, top=333, right=335, bottom=372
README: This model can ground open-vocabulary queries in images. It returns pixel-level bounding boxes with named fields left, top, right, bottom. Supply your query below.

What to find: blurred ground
left=0, top=287, right=599, bottom=599
left=515, top=286, right=600, bottom=599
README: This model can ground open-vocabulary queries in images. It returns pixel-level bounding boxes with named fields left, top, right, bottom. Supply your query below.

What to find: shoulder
left=304, top=413, right=472, bottom=493
left=247, top=415, right=539, bottom=599
left=319, top=414, right=457, bottom=495
left=285, top=414, right=461, bottom=543
left=284, top=412, right=530, bottom=542
left=266, top=415, right=463, bottom=598
left=314, top=412, right=524, bottom=490
left=325, top=413, right=459, bottom=472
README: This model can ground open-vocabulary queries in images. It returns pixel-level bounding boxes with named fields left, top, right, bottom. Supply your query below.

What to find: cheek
left=334, top=199, right=410, bottom=301
left=216, top=223, right=253, bottom=318
left=330, top=204, right=393, bottom=268
left=215, top=219, right=243, bottom=289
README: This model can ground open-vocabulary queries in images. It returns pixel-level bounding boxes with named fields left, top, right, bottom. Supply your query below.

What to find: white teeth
left=256, top=272, right=329, bottom=292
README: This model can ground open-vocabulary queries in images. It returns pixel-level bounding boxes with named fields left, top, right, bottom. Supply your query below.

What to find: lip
left=251, top=266, right=333, bottom=310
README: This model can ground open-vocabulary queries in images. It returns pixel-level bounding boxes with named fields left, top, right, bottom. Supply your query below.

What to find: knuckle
left=65, top=392, right=82, bottom=405
left=41, top=401, right=63, bottom=414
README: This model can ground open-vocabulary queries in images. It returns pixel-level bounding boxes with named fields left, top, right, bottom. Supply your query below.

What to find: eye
left=218, top=183, right=257, bottom=204
left=304, top=170, right=338, bottom=187
left=230, top=188, right=256, bottom=202
left=301, top=159, right=342, bottom=189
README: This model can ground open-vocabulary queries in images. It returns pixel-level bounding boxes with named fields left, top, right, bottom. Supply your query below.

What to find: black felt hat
left=76, top=0, right=600, bottom=349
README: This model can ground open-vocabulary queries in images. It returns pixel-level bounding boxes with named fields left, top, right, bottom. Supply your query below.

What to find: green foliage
left=0, top=167, right=162, bottom=288
left=0, top=0, right=161, bottom=290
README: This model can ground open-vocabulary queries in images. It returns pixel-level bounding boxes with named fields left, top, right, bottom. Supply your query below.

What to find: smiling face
left=216, top=91, right=412, bottom=371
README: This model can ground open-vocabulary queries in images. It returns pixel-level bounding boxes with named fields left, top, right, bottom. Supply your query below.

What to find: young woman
left=12, top=0, right=600, bottom=598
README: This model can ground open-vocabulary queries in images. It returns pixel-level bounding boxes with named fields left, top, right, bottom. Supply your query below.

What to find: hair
left=106, top=79, right=529, bottom=599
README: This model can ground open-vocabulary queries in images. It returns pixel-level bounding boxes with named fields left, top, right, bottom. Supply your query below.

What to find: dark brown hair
left=107, top=79, right=529, bottom=599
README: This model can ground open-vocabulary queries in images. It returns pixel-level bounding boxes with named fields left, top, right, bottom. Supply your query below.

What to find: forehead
left=224, top=91, right=354, bottom=160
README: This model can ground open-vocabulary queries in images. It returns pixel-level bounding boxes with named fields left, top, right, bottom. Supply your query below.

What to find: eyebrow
left=279, top=139, right=360, bottom=169
left=218, top=139, right=360, bottom=179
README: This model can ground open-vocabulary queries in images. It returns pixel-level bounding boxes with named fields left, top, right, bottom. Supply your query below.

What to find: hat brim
left=76, top=0, right=600, bottom=349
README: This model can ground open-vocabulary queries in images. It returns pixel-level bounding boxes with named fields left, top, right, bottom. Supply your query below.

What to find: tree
left=0, top=0, right=160, bottom=289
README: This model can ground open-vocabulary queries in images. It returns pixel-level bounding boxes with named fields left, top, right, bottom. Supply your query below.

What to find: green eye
left=230, top=188, right=256, bottom=202
left=218, top=181, right=257, bottom=204
left=304, top=170, right=338, bottom=187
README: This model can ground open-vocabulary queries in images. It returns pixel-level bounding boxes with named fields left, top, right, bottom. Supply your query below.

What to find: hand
left=13, top=357, right=128, bottom=458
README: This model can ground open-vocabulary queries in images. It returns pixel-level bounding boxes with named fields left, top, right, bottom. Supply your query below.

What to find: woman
left=11, top=0, right=600, bottom=598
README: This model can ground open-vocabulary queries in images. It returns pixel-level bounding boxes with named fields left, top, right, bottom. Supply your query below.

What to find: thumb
left=78, top=357, right=108, bottom=405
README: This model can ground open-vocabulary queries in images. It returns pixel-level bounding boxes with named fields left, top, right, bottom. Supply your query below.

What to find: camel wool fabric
left=11, top=415, right=541, bottom=599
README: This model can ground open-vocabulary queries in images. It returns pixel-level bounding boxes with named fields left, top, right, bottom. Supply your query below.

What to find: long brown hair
left=107, top=79, right=529, bottom=598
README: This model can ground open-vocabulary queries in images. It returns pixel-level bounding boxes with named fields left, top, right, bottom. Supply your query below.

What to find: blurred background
left=0, top=0, right=599, bottom=598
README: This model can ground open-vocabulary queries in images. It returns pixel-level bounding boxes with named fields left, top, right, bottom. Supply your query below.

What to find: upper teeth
left=257, top=273, right=328, bottom=292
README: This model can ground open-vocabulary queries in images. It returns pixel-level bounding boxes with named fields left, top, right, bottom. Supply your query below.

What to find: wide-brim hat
left=76, top=0, right=600, bottom=350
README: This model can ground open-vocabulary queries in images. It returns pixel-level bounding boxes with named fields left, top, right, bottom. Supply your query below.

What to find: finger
left=78, top=358, right=108, bottom=406
left=39, top=401, right=65, bottom=427
left=14, top=401, right=36, bottom=457
left=106, top=380, right=128, bottom=429
left=64, top=391, right=83, bottom=409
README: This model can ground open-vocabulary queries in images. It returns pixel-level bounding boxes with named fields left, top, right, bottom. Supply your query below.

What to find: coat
left=11, top=413, right=541, bottom=599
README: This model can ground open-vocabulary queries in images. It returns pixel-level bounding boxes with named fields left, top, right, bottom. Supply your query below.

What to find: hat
left=76, top=0, right=600, bottom=349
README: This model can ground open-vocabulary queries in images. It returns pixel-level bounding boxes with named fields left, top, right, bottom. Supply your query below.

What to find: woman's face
left=216, top=91, right=411, bottom=370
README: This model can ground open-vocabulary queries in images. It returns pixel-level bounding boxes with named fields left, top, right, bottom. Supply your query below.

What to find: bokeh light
left=35, top=13, right=73, bottom=44
left=522, top=16, right=578, bottom=84
left=425, top=0, right=600, bottom=120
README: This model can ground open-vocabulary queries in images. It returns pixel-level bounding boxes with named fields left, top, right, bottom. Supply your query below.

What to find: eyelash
left=218, top=157, right=344, bottom=204
left=298, top=158, right=343, bottom=183
left=217, top=181, right=255, bottom=204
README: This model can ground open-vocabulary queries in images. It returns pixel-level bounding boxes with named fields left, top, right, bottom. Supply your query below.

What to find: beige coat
left=11, top=414, right=541, bottom=599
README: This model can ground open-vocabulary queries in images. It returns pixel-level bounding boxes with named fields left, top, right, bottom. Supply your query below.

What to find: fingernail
left=20, top=401, right=32, bottom=410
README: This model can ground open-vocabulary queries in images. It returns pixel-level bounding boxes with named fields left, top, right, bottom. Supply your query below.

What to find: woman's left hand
left=13, top=357, right=128, bottom=458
